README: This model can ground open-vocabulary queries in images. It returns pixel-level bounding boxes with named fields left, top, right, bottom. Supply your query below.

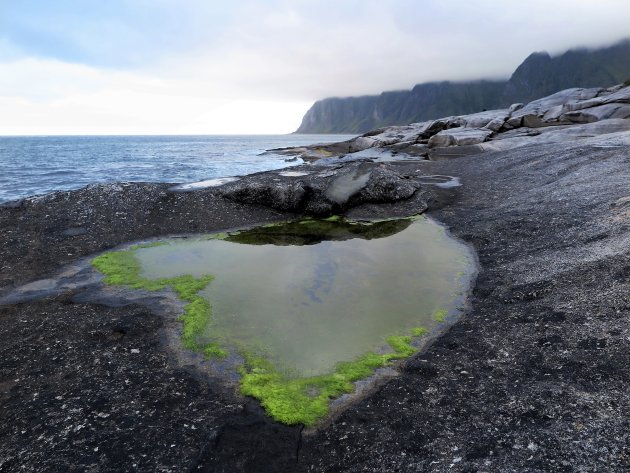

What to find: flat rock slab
left=428, top=128, right=493, bottom=148
left=482, top=119, right=630, bottom=152
left=561, top=103, right=630, bottom=123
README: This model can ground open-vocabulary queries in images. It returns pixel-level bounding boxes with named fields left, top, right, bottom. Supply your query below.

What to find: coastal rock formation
left=276, top=83, right=630, bottom=164
left=223, top=83, right=630, bottom=217
left=296, top=39, right=630, bottom=133
left=427, top=128, right=494, bottom=147
left=3, top=83, right=630, bottom=471
left=217, top=163, right=426, bottom=215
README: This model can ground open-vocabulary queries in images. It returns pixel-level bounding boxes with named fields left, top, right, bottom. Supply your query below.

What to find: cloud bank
left=1, top=0, right=629, bottom=134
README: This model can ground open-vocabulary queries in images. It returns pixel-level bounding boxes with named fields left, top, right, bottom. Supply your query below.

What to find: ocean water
left=0, top=134, right=354, bottom=203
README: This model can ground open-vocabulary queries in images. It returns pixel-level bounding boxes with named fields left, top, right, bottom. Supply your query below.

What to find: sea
left=0, top=134, right=355, bottom=203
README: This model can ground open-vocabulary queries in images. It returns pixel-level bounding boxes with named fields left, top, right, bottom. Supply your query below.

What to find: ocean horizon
left=0, top=134, right=355, bottom=203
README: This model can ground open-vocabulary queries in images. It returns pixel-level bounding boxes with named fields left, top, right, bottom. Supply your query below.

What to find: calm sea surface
left=0, top=134, right=354, bottom=203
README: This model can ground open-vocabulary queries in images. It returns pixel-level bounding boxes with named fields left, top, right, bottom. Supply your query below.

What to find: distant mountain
left=296, top=39, right=630, bottom=134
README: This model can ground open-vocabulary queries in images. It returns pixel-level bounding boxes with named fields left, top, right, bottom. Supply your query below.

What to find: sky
left=0, top=0, right=629, bottom=135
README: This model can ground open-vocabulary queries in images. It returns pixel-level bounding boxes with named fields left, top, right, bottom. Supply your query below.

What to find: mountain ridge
left=296, top=39, right=630, bottom=134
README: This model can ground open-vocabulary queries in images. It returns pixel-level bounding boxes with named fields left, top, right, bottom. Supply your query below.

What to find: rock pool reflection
left=135, top=217, right=473, bottom=378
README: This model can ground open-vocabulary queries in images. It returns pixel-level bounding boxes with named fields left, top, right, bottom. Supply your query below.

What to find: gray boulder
left=358, top=167, right=419, bottom=203
left=459, top=109, right=510, bottom=129
left=601, top=86, right=630, bottom=104
left=506, top=87, right=603, bottom=128
left=560, top=103, right=630, bottom=123
left=428, top=128, right=493, bottom=147
left=218, top=163, right=423, bottom=216
left=485, top=118, right=506, bottom=132
left=218, top=180, right=308, bottom=212
left=480, top=119, right=630, bottom=152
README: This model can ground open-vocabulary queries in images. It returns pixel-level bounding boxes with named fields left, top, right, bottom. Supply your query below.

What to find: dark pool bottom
left=93, top=216, right=474, bottom=425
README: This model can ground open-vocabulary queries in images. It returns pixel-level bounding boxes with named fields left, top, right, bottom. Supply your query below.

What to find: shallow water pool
left=134, top=218, right=473, bottom=378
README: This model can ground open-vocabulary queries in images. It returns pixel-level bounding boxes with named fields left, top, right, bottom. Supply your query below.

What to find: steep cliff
left=296, top=39, right=630, bottom=134
left=296, top=81, right=505, bottom=134
left=505, top=39, right=630, bottom=102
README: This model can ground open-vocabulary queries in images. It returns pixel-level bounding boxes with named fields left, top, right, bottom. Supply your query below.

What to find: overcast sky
left=1, top=0, right=629, bottom=135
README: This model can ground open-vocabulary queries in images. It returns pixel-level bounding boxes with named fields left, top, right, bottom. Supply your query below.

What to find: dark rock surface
left=217, top=162, right=428, bottom=216
left=297, top=136, right=630, bottom=473
left=1, top=105, right=630, bottom=472
left=0, top=183, right=288, bottom=290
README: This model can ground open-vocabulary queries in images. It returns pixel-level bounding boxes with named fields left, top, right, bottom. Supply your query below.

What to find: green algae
left=224, top=217, right=412, bottom=246
left=92, top=217, right=473, bottom=427
left=238, top=327, right=423, bottom=426
left=208, top=232, right=229, bottom=240
left=411, top=326, right=429, bottom=337
left=91, top=246, right=226, bottom=359
left=433, top=308, right=448, bottom=323
left=131, top=242, right=167, bottom=250
left=385, top=335, right=416, bottom=358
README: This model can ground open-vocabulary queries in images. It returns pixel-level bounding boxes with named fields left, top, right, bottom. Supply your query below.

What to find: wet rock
left=358, top=167, right=418, bottom=203
left=218, top=164, right=424, bottom=216
left=402, top=359, right=440, bottom=377
left=218, top=179, right=309, bottom=212
left=169, top=177, right=240, bottom=192
left=324, top=169, right=372, bottom=204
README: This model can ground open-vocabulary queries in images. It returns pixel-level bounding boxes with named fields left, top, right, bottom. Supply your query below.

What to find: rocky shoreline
left=1, top=87, right=630, bottom=472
